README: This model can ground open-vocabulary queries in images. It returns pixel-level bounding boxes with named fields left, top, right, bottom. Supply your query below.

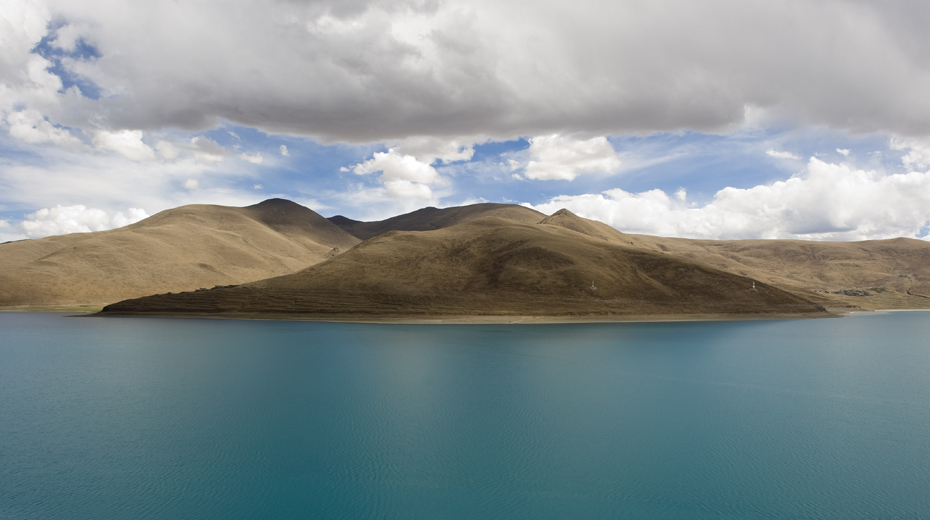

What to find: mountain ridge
left=0, top=199, right=359, bottom=308
left=100, top=215, right=828, bottom=319
left=4, top=199, right=930, bottom=315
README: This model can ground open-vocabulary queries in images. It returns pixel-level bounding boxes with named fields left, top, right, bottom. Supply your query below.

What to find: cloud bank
left=5, top=0, right=930, bottom=145
left=18, top=204, right=148, bottom=238
left=527, top=158, right=930, bottom=241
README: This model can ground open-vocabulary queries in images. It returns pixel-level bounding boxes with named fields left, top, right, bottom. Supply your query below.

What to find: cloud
left=253, top=184, right=263, bottom=190
left=521, top=134, right=621, bottom=181
left=390, top=136, right=476, bottom=164
left=155, top=140, right=180, bottom=160
left=238, top=152, right=263, bottom=164
left=837, top=148, right=850, bottom=156
left=6, top=109, right=83, bottom=148
left=766, top=149, right=800, bottom=160
left=352, top=150, right=439, bottom=183
left=279, top=144, right=289, bottom=156
left=183, top=178, right=200, bottom=191
left=384, top=179, right=433, bottom=199
left=526, top=158, right=930, bottom=241
left=93, top=130, right=155, bottom=161
left=17, top=204, right=148, bottom=238
left=5, top=0, right=930, bottom=144
left=891, top=137, right=930, bottom=170
left=188, top=136, right=231, bottom=164
left=0, top=133, right=265, bottom=223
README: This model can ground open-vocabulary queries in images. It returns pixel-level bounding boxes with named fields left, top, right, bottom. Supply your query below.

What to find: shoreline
left=83, top=310, right=838, bottom=324
left=7, top=307, right=929, bottom=324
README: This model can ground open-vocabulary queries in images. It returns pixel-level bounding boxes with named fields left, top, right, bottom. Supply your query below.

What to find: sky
left=2, top=0, right=930, bottom=242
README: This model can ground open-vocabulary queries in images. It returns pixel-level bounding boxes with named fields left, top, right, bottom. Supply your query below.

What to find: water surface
left=1, top=312, right=929, bottom=519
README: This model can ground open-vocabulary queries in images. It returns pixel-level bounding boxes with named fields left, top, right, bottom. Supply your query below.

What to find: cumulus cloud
left=526, top=158, right=930, bottom=241
left=93, top=130, right=155, bottom=161
left=5, top=0, right=930, bottom=143
left=279, top=144, right=289, bottom=156
left=520, top=134, right=621, bottom=181
left=837, top=148, right=850, bottom=156
left=183, top=178, right=200, bottom=191
left=17, top=204, right=149, bottom=238
left=6, top=109, right=83, bottom=148
left=891, top=137, right=930, bottom=170
left=345, top=148, right=443, bottom=199
left=766, top=149, right=800, bottom=160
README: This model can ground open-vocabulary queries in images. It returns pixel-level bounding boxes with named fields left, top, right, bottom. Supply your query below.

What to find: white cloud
left=253, top=184, right=263, bottom=190
left=891, top=137, right=930, bottom=170
left=350, top=149, right=440, bottom=184
left=384, top=179, right=433, bottom=199
left=391, top=136, right=476, bottom=164
left=0, top=134, right=263, bottom=223
left=766, top=149, right=800, bottom=160
left=346, top=148, right=444, bottom=199
left=184, top=178, right=200, bottom=191
left=48, top=22, right=85, bottom=52
left=521, top=134, right=621, bottom=181
left=17, top=204, right=149, bottom=238
left=279, top=144, right=289, bottom=156
left=188, top=136, right=230, bottom=164
left=837, top=148, right=850, bottom=156
left=93, top=130, right=156, bottom=161
left=155, top=140, right=180, bottom=160
left=239, top=152, right=263, bottom=164
left=6, top=109, right=83, bottom=148
left=526, top=158, right=930, bottom=241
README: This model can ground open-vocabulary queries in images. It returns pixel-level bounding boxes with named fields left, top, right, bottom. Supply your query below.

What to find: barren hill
left=631, top=234, right=930, bottom=310
left=100, top=216, right=826, bottom=320
left=0, top=199, right=360, bottom=309
left=537, top=210, right=930, bottom=311
left=328, top=203, right=545, bottom=240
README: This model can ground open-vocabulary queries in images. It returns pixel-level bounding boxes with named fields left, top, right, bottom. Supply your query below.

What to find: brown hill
left=538, top=208, right=632, bottom=242
left=535, top=210, right=930, bottom=311
left=0, top=199, right=360, bottom=309
left=100, top=216, right=826, bottom=320
left=328, top=203, right=545, bottom=240
left=629, top=235, right=930, bottom=310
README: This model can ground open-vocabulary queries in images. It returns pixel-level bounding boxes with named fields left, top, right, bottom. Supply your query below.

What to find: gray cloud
left=8, top=0, right=930, bottom=143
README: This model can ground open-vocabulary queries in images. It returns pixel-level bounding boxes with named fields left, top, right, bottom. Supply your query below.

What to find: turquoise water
left=2, top=312, right=930, bottom=519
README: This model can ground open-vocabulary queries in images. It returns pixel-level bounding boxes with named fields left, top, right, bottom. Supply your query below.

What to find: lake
left=2, top=312, right=929, bottom=519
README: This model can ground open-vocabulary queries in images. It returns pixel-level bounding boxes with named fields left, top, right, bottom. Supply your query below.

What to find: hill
left=0, top=199, right=360, bottom=309
left=534, top=209, right=930, bottom=311
left=100, top=216, right=826, bottom=320
left=328, top=203, right=545, bottom=240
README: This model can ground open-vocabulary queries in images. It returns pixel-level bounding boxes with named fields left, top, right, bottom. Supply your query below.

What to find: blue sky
left=2, top=0, right=930, bottom=242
